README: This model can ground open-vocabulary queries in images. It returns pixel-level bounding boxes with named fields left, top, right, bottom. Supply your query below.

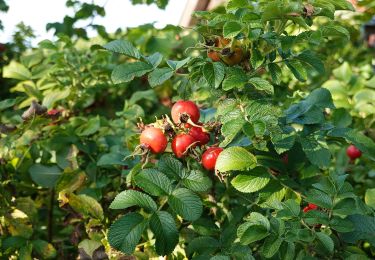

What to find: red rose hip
left=172, top=134, right=196, bottom=158
left=171, top=100, right=200, bottom=124
left=140, top=127, right=168, bottom=154
left=202, top=147, right=223, bottom=171
left=188, top=126, right=210, bottom=146
left=346, top=145, right=362, bottom=160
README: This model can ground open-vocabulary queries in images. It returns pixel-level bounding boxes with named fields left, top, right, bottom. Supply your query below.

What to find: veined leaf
left=103, top=39, right=140, bottom=59
left=150, top=211, right=179, bottom=256
left=134, top=169, right=173, bottom=196
left=216, top=146, right=257, bottom=173
left=110, top=190, right=157, bottom=212
left=111, top=62, right=153, bottom=84
left=108, top=212, right=148, bottom=254
left=168, top=188, right=203, bottom=221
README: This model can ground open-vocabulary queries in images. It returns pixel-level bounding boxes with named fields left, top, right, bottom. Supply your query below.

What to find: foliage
left=1, top=0, right=375, bottom=259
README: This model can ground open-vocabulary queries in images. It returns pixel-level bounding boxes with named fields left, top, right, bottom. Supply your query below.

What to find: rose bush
left=1, top=0, right=375, bottom=259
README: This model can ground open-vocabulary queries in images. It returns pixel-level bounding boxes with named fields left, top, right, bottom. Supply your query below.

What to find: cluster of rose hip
left=137, top=100, right=223, bottom=172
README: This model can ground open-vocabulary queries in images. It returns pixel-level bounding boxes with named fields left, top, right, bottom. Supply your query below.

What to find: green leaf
left=75, top=116, right=100, bottom=136
left=237, top=223, right=269, bottom=245
left=148, top=67, right=174, bottom=87
left=32, top=240, right=56, bottom=259
left=262, top=236, right=283, bottom=258
left=222, top=70, right=248, bottom=91
left=158, top=155, right=185, bottom=179
left=29, top=164, right=62, bottom=188
left=42, top=88, right=70, bottom=109
left=286, top=60, right=307, bottom=82
left=296, top=50, right=325, bottom=74
left=215, top=146, right=257, bottom=173
left=111, top=62, right=153, bottom=84
left=365, top=188, right=375, bottom=209
left=248, top=77, right=274, bottom=95
left=280, top=199, right=301, bottom=217
left=0, top=98, right=16, bottom=111
left=320, top=24, right=350, bottom=40
left=223, top=21, right=243, bottom=38
left=250, top=48, right=263, bottom=70
left=110, top=190, right=157, bottom=212
left=144, top=52, right=163, bottom=68
left=268, top=63, right=282, bottom=84
left=97, top=152, right=128, bottom=166
left=108, top=212, right=148, bottom=255
left=203, top=62, right=225, bottom=89
left=330, top=217, right=354, bottom=232
left=316, top=232, right=334, bottom=253
left=182, top=170, right=212, bottom=192
left=3, top=61, right=32, bottom=80
left=134, top=169, right=173, bottom=196
left=221, top=118, right=246, bottom=147
left=333, top=198, right=356, bottom=215
left=305, top=189, right=333, bottom=209
left=150, top=211, right=179, bottom=256
left=245, top=212, right=271, bottom=229
left=301, top=135, right=331, bottom=168
left=168, top=188, right=203, bottom=221
left=167, top=57, right=191, bottom=71
left=231, top=167, right=270, bottom=193
left=341, top=215, right=375, bottom=245
left=103, top=39, right=140, bottom=59
left=333, top=62, right=352, bottom=83
left=187, top=236, right=220, bottom=256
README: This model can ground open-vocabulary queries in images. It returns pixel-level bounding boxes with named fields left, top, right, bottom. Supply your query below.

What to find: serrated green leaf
left=108, top=212, right=148, bottom=255
left=286, top=60, right=307, bottom=82
left=150, top=211, right=179, bottom=256
left=157, top=155, right=185, bottom=179
left=182, top=170, right=212, bottom=192
left=134, top=169, right=173, bottom=196
left=203, top=62, right=225, bottom=89
left=305, top=189, right=333, bottom=209
left=268, top=63, right=282, bottom=84
left=144, top=52, right=163, bottom=68
left=330, top=217, right=354, bottom=232
left=341, top=215, right=375, bottom=245
left=111, top=62, right=153, bottom=84
left=222, top=70, right=248, bottom=91
left=237, top=223, right=269, bottom=245
left=248, top=77, right=274, bottom=94
left=223, top=21, right=243, bottom=38
left=316, top=232, right=334, bottom=253
left=262, top=236, right=283, bottom=258
left=296, top=50, right=325, bottom=74
left=187, top=236, right=220, bottom=256
left=148, top=67, right=174, bottom=87
left=110, top=190, right=157, bottom=212
left=216, top=146, right=257, bottom=173
left=231, top=167, right=270, bottom=193
left=168, top=188, right=202, bottom=221
left=250, top=48, right=263, bottom=69
left=167, top=57, right=190, bottom=71
left=301, top=135, right=331, bottom=168
left=103, top=39, right=140, bottom=59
